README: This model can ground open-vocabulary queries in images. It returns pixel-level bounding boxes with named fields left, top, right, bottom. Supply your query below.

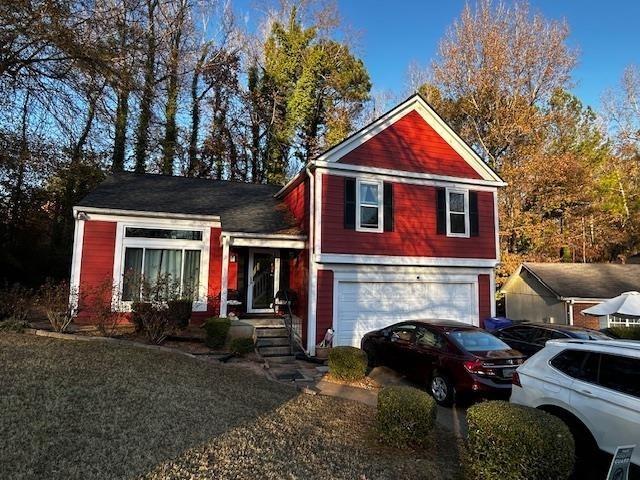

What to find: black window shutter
left=469, top=191, right=479, bottom=237
left=344, top=177, right=356, bottom=230
left=436, top=187, right=446, bottom=235
left=383, top=182, right=394, bottom=232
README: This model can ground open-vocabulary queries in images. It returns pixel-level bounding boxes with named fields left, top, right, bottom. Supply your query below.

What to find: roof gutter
left=559, top=297, right=609, bottom=303
left=73, top=206, right=221, bottom=223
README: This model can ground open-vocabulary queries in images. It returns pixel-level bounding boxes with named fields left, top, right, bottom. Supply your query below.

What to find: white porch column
left=220, top=235, right=230, bottom=317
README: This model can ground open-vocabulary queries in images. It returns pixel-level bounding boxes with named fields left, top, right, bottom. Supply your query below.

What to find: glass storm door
left=247, top=249, right=279, bottom=313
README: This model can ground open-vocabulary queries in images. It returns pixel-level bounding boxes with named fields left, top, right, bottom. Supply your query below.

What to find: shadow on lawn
left=1, top=333, right=465, bottom=480
left=0, top=333, right=296, bottom=480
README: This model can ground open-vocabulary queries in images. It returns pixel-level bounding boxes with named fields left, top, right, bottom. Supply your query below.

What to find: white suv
left=511, top=339, right=640, bottom=467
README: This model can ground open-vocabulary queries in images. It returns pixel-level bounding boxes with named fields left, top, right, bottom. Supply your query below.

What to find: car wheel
left=362, top=342, right=377, bottom=368
left=430, top=373, right=455, bottom=407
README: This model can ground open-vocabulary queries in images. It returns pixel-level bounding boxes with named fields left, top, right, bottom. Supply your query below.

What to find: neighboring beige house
left=501, top=263, right=640, bottom=329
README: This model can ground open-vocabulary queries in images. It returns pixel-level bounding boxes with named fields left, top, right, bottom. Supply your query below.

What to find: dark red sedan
left=361, top=320, right=525, bottom=406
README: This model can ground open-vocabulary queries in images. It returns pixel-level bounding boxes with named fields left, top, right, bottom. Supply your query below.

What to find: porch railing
left=279, top=290, right=303, bottom=355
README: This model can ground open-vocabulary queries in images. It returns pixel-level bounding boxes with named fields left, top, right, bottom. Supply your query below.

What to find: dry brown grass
left=0, top=333, right=463, bottom=480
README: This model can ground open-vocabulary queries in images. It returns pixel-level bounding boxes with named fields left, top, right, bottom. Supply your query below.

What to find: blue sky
left=237, top=0, right=640, bottom=109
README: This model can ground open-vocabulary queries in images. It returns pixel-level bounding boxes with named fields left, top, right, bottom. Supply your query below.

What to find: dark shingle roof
left=522, top=263, right=640, bottom=299
left=77, top=172, right=300, bottom=235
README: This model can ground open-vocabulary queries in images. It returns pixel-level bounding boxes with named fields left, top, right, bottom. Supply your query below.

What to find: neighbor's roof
left=76, top=172, right=300, bottom=234
left=508, top=262, right=640, bottom=300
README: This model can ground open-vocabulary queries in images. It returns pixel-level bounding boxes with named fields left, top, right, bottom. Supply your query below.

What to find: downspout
left=306, top=164, right=317, bottom=355
left=567, top=300, right=574, bottom=326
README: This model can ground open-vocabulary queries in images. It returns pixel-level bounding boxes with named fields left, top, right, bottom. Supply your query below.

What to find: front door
left=247, top=249, right=280, bottom=313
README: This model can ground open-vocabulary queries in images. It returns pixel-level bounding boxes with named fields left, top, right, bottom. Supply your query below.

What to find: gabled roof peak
left=316, top=93, right=504, bottom=184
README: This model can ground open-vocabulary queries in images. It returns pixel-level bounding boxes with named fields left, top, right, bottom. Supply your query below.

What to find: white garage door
left=336, top=281, right=477, bottom=347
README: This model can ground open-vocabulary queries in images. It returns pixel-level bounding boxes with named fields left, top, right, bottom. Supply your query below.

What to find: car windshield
left=449, top=330, right=511, bottom=352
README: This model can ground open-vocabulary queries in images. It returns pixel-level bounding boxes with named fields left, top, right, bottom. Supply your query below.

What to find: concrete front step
left=242, top=318, right=285, bottom=328
left=265, top=355, right=297, bottom=364
left=256, top=336, right=290, bottom=348
left=255, top=327, right=288, bottom=338
left=258, top=345, right=293, bottom=357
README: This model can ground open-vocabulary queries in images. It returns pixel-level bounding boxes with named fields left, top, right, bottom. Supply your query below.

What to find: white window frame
left=355, top=177, right=384, bottom=233
left=114, top=222, right=211, bottom=312
left=446, top=187, right=470, bottom=238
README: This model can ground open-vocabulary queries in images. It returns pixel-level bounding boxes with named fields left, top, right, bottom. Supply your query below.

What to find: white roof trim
left=314, top=161, right=505, bottom=188
left=317, top=94, right=503, bottom=184
left=73, top=206, right=221, bottom=223
left=221, top=231, right=306, bottom=240
left=222, top=231, right=306, bottom=249
left=316, top=253, right=499, bottom=268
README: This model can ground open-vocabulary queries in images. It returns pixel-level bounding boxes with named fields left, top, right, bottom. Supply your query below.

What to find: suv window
left=415, top=327, right=446, bottom=349
left=598, top=353, right=640, bottom=399
left=550, top=350, right=599, bottom=383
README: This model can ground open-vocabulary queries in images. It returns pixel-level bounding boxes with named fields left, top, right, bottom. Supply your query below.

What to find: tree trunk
left=160, top=4, right=185, bottom=176
left=134, top=0, right=157, bottom=174
left=112, top=87, right=129, bottom=171
left=72, top=87, right=102, bottom=164
left=9, top=95, right=30, bottom=242
left=187, top=47, right=208, bottom=176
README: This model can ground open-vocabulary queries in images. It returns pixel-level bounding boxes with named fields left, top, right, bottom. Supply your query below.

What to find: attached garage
left=333, top=276, right=479, bottom=347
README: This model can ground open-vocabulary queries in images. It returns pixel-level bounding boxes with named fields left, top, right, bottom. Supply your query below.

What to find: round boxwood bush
left=466, top=401, right=575, bottom=480
left=328, top=346, right=368, bottom=381
left=376, top=386, right=437, bottom=448
left=204, top=317, right=231, bottom=349
left=230, top=336, right=255, bottom=355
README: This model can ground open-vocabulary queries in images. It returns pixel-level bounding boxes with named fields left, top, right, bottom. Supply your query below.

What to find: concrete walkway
left=314, top=366, right=468, bottom=438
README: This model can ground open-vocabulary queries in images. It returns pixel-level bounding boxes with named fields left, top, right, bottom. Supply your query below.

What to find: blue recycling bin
left=484, top=317, right=512, bottom=331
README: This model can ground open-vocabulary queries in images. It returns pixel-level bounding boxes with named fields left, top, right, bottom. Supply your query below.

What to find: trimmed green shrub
left=466, top=401, right=575, bottom=480
left=606, top=326, right=640, bottom=340
left=328, top=346, right=368, bottom=381
left=167, top=299, right=192, bottom=330
left=230, top=336, right=255, bottom=355
left=376, top=386, right=437, bottom=448
left=204, top=317, right=231, bottom=349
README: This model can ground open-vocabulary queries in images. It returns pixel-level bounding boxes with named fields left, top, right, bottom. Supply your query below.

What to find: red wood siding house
left=71, top=94, right=504, bottom=354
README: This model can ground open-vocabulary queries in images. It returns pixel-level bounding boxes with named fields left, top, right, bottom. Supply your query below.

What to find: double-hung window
left=120, top=227, right=206, bottom=304
left=356, top=178, right=383, bottom=232
left=446, top=188, right=469, bottom=237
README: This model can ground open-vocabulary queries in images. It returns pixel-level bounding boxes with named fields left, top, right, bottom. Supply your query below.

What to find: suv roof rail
left=547, top=338, right=640, bottom=352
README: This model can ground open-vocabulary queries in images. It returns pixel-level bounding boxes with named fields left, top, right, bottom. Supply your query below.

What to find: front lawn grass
left=0, top=333, right=462, bottom=479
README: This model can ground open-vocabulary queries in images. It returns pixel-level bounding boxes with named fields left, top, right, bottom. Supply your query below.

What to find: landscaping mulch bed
left=0, top=332, right=462, bottom=480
